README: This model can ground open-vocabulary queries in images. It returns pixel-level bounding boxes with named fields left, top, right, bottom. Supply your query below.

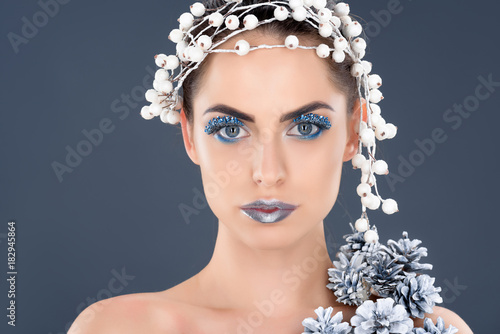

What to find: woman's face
left=181, top=32, right=360, bottom=250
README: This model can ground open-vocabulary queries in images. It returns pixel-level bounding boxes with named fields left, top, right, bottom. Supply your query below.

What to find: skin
left=69, top=31, right=474, bottom=333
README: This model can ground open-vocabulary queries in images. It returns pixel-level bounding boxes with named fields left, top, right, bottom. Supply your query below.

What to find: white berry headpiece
left=141, top=0, right=400, bottom=241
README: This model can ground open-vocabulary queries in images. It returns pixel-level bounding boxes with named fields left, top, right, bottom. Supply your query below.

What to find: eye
left=287, top=113, right=332, bottom=140
left=204, top=116, right=249, bottom=143
left=214, top=125, right=249, bottom=143
left=287, top=122, right=322, bottom=138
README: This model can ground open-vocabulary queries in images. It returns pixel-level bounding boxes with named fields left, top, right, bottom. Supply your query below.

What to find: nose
left=251, top=136, right=286, bottom=187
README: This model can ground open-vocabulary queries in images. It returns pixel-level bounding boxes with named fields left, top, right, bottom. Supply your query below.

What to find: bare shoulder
left=414, top=305, right=474, bottom=334
left=67, top=292, right=186, bottom=334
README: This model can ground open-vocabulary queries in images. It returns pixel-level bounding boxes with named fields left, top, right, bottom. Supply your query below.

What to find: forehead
left=194, top=32, right=346, bottom=117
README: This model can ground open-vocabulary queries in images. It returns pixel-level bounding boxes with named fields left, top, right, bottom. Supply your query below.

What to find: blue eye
left=287, top=113, right=332, bottom=140
left=205, top=116, right=249, bottom=143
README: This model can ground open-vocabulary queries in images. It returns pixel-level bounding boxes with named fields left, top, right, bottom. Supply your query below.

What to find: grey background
left=1, top=0, right=498, bottom=332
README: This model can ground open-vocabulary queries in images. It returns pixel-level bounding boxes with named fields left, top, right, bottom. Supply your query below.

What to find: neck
left=195, top=221, right=338, bottom=316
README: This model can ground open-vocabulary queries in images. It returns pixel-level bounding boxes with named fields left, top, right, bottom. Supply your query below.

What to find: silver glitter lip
left=240, top=199, right=298, bottom=224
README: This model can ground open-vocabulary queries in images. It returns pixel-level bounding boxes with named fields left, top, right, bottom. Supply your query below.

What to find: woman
left=69, top=1, right=473, bottom=332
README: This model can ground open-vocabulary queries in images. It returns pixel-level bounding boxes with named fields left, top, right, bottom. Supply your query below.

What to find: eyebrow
left=202, top=101, right=335, bottom=123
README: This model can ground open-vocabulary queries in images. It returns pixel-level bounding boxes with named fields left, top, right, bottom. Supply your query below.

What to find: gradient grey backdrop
left=1, top=0, right=498, bottom=333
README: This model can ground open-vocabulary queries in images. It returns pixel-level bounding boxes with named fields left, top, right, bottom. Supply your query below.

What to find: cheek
left=288, top=125, right=347, bottom=209
left=195, top=133, right=245, bottom=207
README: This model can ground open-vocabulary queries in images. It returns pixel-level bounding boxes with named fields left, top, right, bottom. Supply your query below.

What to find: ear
left=180, top=108, right=200, bottom=165
left=342, top=97, right=367, bottom=162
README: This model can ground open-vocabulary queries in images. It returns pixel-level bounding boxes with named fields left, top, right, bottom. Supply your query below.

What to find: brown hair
left=181, top=0, right=360, bottom=125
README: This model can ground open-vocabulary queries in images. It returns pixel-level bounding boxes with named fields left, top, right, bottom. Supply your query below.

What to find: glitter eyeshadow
left=292, top=113, right=332, bottom=129
left=204, top=116, right=244, bottom=134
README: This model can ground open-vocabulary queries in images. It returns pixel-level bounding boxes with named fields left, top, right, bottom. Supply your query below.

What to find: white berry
left=351, top=63, right=364, bottom=77
left=385, top=123, right=398, bottom=139
left=313, top=0, right=327, bottom=9
left=357, top=183, right=371, bottom=197
left=190, top=2, right=205, bottom=17
left=274, top=6, right=289, bottom=21
left=334, top=37, right=348, bottom=50
left=340, top=15, right=352, bottom=25
left=154, top=54, right=168, bottom=67
left=332, top=50, right=345, bottom=63
left=334, top=2, right=350, bottom=16
left=375, top=124, right=389, bottom=141
left=179, top=12, right=194, bottom=29
left=289, top=0, right=304, bottom=9
left=319, top=23, right=333, bottom=37
left=369, top=89, right=383, bottom=103
left=360, top=128, right=375, bottom=147
left=344, top=21, right=362, bottom=38
left=176, top=41, right=188, bottom=59
left=352, top=153, right=366, bottom=169
left=370, top=114, right=386, bottom=128
left=364, top=230, right=379, bottom=243
left=157, top=80, right=173, bottom=94
left=225, top=15, right=239, bottom=30
left=318, top=8, right=332, bottom=22
left=243, top=14, right=259, bottom=29
left=197, top=35, right=212, bottom=51
left=168, top=29, right=184, bottom=43
left=165, top=55, right=179, bottom=70
left=330, top=16, right=341, bottom=28
left=285, top=35, right=299, bottom=49
left=361, top=172, right=375, bottom=187
left=167, top=110, right=181, bottom=124
left=316, top=44, right=330, bottom=58
left=235, top=39, right=250, bottom=56
left=382, top=198, right=399, bottom=214
left=155, top=69, right=169, bottom=81
left=209, top=12, right=224, bottom=27
left=368, top=74, right=382, bottom=89
left=149, top=103, right=163, bottom=116
left=351, top=37, right=367, bottom=53
left=355, top=218, right=369, bottom=232
left=292, top=6, right=307, bottom=21
left=370, top=103, right=381, bottom=116
left=362, top=193, right=381, bottom=210
left=361, top=60, right=372, bottom=74
left=185, top=45, right=204, bottom=62
left=373, top=160, right=388, bottom=175
left=145, top=89, right=159, bottom=103
left=140, top=106, right=154, bottom=120
left=361, top=159, right=371, bottom=174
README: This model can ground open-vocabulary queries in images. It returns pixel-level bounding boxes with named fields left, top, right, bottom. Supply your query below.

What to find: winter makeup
left=204, top=111, right=332, bottom=144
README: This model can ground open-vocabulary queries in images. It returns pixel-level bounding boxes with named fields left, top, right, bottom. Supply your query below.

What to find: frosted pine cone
left=350, top=297, right=414, bottom=334
left=364, top=252, right=405, bottom=297
left=393, top=273, right=443, bottom=319
left=327, top=252, right=369, bottom=306
left=340, top=223, right=379, bottom=260
left=387, top=231, right=432, bottom=273
left=302, top=307, right=352, bottom=334
left=412, top=316, right=458, bottom=334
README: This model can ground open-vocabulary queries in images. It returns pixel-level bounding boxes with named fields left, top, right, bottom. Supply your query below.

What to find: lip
left=240, top=199, right=298, bottom=224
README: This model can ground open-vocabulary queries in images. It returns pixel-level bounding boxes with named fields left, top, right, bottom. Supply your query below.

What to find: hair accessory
left=141, top=0, right=399, bottom=237
left=141, top=2, right=460, bottom=331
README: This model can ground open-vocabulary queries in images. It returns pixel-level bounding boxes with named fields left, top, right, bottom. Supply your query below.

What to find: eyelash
left=204, top=113, right=332, bottom=143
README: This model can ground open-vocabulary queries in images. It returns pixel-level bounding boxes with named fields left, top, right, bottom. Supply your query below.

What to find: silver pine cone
left=327, top=252, right=370, bottom=306
left=387, top=231, right=433, bottom=273
left=393, top=273, right=444, bottom=319
left=364, top=251, right=406, bottom=297
left=412, top=316, right=458, bottom=334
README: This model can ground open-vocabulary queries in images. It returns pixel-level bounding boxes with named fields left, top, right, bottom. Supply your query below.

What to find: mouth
left=240, top=199, right=298, bottom=224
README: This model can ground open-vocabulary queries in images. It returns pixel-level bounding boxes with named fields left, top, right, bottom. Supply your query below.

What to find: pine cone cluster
left=328, top=229, right=444, bottom=319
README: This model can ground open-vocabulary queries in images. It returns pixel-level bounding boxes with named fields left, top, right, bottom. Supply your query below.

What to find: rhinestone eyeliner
left=204, top=115, right=244, bottom=134
left=292, top=113, right=332, bottom=129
